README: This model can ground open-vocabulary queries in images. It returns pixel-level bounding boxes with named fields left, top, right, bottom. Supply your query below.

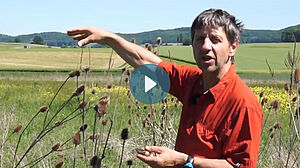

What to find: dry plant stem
left=79, top=48, right=83, bottom=70
left=149, top=105, right=156, bottom=146
left=98, top=119, right=113, bottom=166
left=168, top=50, right=172, bottom=62
left=13, top=110, right=42, bottom=164
left=42, top=76, right=70, bottom=129
left=73, top=145, right=77, bottom=168
left=92, top=110, right=98, bottom=155
left=82, top=72, right=88, bottom=161
left=274, top=109, right=282, bottom=156
left=15, top=96, right=74, bottom=168
left=21, top=150, right=53, bottom=168
left=119, top=140, right=126, bottom=168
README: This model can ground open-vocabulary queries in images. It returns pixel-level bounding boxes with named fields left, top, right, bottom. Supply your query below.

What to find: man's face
left=192, top=26, right=237, bottom=76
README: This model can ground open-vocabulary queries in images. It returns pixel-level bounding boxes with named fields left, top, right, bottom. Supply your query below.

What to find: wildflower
left=157, top=37, right=162, bottom=45
left=295, top=69, right=300, bottom=83
left=52, top=143, right=60, bottom=151
left=13, top=125, right=22, bottom=134
left=72, top=85, right=85, bottom=97
left=121, top=128, right=129, bottom=140
left=73, top=132, right=81, bottom=146
left=39, top=106, right=49, bottom=113
left=79, top=124, right=88, bottom=132
left=55, top=162, right=64, bottom=168
left=69, top=70, right=80, bottom=78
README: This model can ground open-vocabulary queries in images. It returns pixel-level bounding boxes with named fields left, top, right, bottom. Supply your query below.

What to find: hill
left=0, top=24, right=299, bottom=46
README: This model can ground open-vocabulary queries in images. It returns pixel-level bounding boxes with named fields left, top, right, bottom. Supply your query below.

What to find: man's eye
left=212, top=37, right=221, bottom=43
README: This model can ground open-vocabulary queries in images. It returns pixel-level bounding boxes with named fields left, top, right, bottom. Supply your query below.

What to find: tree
left=14, top=36, right=21, bottom=43
left=32, top=36, right=44, bottom=45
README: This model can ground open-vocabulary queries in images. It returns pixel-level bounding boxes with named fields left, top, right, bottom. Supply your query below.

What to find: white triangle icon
left=145, top=75, right=157, bottom=92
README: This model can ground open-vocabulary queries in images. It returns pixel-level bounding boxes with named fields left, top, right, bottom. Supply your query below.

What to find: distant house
left=24, top=44, right=30, bottom=49
left=163, top=43, right=183, bottom=46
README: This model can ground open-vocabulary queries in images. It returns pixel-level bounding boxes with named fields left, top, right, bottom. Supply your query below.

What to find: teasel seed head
left=91, top=89, right=96, bottom=95
left=295, top=69, right=300, bottom=83
left=284, top=83, right=289, bottom=92
left=121, top=128, right=129, bottom=140
left=121, top=68, right=126, bottom=73
left=156, top=37, right=162, bottom=45
left=127, top=160, right=133, bottom=166
left=273, top=122, right=282, bottom=130
left=126, top=69, right=131, bottom=76
left=73, top=132, right=81, bottom=146
left=292, top=96, right=298, bottom=102
left=270, top=100, right=279, bottom=110
left=52, top=143, right=60, bottom=151
left=39, top=105, right=49, bottom=113
left=72, top=85, right=85, bottom=97
left=69, top=70, right=80, bottom=78
left=270, top=132, right=275, bottom=139
left=261, top=98, right=268, bottom=106
left=130, top=38, right=136, bottom=44
left=259, top=91, right=264, bottom=98
left=125, top=77, right=129, bottom=83
left=102, top=119, right=108, bottom=126
left=107, top=83, right=112, bottom=89
left=83, top=66, right=90, bottom=72
left=79, top=124, right=88, bottom=132
left=13, top=125, right=23, bottom=134
left=90, top=155, right=100, bottom=166
left=55, top=162, right=64, bottom=168
left=147, top=45, right=153, bottom=53
left=55, top=120, right=63, bottom=127
left=79, top=101, right=88, bottom=109
left=128, top=119, right=132, bottom=126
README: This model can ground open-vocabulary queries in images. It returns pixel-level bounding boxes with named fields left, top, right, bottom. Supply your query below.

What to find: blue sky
left=1, top=0, right=300, bottom=36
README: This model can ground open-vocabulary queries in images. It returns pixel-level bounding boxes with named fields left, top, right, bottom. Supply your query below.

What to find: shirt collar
left=207, top=65, right=237, bottom=100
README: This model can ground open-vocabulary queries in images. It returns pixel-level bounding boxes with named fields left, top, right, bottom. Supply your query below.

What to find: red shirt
left=159, top=61, right=263, bottom=168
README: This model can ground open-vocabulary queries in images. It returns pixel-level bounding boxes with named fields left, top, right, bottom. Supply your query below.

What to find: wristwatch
left=182, top=155, right=194, bottom=168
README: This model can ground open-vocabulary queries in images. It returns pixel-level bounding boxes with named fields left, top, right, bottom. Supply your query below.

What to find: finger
left=136, top=154, right=156, bottom=163
left=67, top=28, right=89, bottom=36
left=78, top=38, right=90, bottom=47
left=145, top=146, right=163, bottom=154
left=73, top=33, right=89, bottom=41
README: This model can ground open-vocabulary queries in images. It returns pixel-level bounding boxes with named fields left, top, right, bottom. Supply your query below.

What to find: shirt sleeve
left=222, top=107, right=263, bottom=168
left=158, top=61, right=200, bottom=102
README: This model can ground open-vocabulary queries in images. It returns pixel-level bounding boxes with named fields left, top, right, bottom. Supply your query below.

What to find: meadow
left=0, top=42, right=300, bottom=167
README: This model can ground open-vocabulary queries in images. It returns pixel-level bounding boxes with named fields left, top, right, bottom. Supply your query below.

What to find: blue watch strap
left=182, top=162, right=194, bottom=168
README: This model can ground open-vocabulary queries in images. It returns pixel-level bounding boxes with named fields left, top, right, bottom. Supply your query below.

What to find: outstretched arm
left=67, top=27, right=162, bottom=68
left=137, top=146, right=233, bottom=168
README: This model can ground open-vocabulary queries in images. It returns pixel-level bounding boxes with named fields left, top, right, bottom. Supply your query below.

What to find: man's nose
left=202, top=37, right=212, bottom=51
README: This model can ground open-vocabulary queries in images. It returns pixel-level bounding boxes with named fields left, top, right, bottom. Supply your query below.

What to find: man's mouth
left=201, top=56, right=214, bottom=63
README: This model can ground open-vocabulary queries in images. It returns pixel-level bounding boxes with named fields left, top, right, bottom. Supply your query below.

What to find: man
left=68, top=8, right=263, bottom=168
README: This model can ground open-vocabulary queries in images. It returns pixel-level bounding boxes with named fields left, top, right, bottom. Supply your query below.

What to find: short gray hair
left=191, top=9, right=243, bottom=44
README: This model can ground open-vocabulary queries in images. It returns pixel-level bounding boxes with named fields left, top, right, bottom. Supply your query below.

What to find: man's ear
left=229, top=41, right=238, bottom=57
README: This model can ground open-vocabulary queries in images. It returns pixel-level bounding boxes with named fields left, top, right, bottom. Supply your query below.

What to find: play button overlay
left=129, top=64, right=170, bottom=104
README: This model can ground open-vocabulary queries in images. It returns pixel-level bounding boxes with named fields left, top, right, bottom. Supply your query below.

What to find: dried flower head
left=79, top=124, right=88, bottom=132
left=107, top=83, right=112, bottom=89
left=147, top=45, right=153, bottom=52
left=295, top=69, right=300, bottom=83
left=55, top=162, right=64, bottom=168
left=121, top=68, right=126, bottom=73
left=72, top=85, right=85, bottom=97
left=69, top=70, right=80, bottom=78
left=73, top=132, right=81, bottom=146
left=130, top=38, right=136, bottom=44
left=136, top=112, right=141, bottom=117
left=13, top=125, right=22, bottom=134
left=156, top=37, right=162, bottom=45
left=273, top=122, right=282, bottom=130
left=121, top=128, right=129, bottom=140
left=39, top=105, right=49, bottom=113
left=126, top=70, right=131, bottom=76
left=270, top=100, right=279, bottom=110
left=102, top=119, right=108, bottom=126
left=52, top=143, right=60, bottom=151
left=90, top=155, right=100, bottom=166
left=270, top=132, right=275, bottom=139
left=259, top=91, right=264, bottom=98
left=284, top=83, right=289, bottom=92
left=83, top=66, right=90, bottom=72
left=79, top=101, right=88, bottom=109
left=127, top=160, right=133, bottom=166
left=125, top=77, right=129, bottom=83
left=261, top=98, right=268, bottom=106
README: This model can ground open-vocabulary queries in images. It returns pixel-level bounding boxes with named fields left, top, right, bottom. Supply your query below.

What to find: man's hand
left=67, top=27, right=111, bottom=47
left=136, top=146, right=187, bottom=168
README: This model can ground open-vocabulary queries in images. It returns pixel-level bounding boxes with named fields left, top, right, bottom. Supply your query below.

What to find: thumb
left=78, top=38, right=90, bottom=47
